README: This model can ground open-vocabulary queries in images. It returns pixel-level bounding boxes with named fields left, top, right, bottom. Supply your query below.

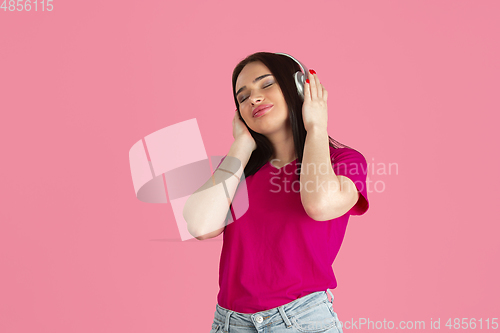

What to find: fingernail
left=306, top=79, right=310, bottom=83
left=309, top=69, right=316, bottom=74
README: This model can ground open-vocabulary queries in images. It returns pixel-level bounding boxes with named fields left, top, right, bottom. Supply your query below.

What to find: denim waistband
left=214, top=289, right=335, bottom=332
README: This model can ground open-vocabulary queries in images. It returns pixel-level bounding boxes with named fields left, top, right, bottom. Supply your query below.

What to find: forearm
left=183, top=139, right=253, bottom=238
left=299, top=127, right=341, bottom=216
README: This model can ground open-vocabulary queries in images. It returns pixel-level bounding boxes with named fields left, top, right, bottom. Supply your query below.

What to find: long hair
left=232, top=52, right=354, bottom=181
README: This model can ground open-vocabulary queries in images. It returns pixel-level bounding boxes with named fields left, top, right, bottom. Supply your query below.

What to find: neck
left=266, top=126, right=296, bottom=164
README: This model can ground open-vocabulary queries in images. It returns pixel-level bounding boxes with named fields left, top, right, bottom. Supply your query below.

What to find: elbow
left=183, top=200, right=203, bottom=240
left=185, top=219, right=206, bottom=240
left=304, top=202, right=342, bottom=221
left=183, top=207, right=214, bottom=240
left=304, top=203, right=325, bottom=221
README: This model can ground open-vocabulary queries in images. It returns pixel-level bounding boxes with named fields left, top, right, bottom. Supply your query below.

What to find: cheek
left=269, top=88, right=286, bottom=104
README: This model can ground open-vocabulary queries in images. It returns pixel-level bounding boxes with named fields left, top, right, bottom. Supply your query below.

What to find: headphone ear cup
left=294, top=71, right=305, bottom=100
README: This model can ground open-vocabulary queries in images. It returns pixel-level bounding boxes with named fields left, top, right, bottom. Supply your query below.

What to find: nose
left=249, top=90, right=264, bottom=105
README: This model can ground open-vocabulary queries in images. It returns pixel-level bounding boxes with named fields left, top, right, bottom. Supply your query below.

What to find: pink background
left=1, top=0, right=499, bottom=332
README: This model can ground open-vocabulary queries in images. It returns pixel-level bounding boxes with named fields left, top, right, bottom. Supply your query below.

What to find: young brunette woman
left=183, top=52, right=369, bottom=333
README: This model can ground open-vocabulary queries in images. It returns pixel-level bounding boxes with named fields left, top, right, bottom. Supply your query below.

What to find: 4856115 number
left=1, top=0, right=54, bottom=11
left=445, top=318, right=498, bottom=330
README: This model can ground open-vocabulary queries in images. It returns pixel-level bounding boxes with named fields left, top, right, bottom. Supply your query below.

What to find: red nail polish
left=309, top=69, right=316, bottom=74
left=306, top=79, right=310, bottom=83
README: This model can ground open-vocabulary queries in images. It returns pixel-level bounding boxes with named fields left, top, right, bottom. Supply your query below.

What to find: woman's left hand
left=302, top=69, right=328, bottom=132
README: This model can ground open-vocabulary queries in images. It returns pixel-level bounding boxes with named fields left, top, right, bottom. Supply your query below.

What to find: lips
left=252, top=104, right=273, bottom=117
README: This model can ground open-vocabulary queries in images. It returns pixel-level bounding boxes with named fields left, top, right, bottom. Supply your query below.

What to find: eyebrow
left=236, top=74, right=273, bottom=98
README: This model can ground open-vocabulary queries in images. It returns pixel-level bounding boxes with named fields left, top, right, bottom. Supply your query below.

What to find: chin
left=253, top=121, right=288, bottom=135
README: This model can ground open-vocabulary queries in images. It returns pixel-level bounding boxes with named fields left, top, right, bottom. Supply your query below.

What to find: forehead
left=235, top=61, right=272, bottom=90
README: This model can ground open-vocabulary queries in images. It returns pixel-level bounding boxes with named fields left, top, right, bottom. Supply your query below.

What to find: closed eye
left=239, top=83, right=273, bottom=103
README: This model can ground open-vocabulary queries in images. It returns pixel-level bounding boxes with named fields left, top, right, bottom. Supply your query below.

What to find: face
left=235, top=61, right=289, bottom=135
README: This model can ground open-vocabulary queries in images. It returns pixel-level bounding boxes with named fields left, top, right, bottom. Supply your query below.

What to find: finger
left=304, top=76, right=311, bottom=101
left=235, top=108, right=242, bottom=120
left=323, top=88, right=328, bottom=102
left=308, top=71, right=317, bottom=99
left=310, top=70, right=322, bottom=99
left=315, top=75, right=323, bottom=99
left=316, top=83, right=323, bottom=100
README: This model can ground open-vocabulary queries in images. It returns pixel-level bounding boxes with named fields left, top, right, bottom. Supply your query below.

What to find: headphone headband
left=274, top=52, right=308, bottom=76
left=274, top=52, right=309, bottom=100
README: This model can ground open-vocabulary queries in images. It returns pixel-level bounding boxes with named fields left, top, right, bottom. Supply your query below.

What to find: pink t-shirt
left=214, top=146, right=369, bottom=313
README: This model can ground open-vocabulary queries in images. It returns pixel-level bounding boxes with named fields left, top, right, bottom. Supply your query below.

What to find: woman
left=186, top=52, right=370, bottom=333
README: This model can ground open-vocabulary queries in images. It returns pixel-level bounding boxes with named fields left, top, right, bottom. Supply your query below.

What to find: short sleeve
left=330, top=148, right=370, bottom=216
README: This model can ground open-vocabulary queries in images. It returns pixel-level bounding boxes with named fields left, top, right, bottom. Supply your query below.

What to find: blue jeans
left=209, top=289, right=343, bottom=333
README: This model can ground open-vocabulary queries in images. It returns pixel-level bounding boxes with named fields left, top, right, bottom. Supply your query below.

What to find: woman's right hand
left=232, top=109, right=257, bottom=152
